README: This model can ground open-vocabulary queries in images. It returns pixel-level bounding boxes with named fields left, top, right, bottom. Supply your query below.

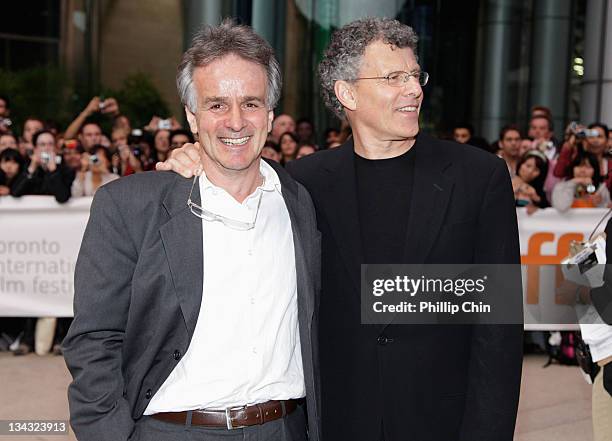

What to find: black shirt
left=354, top=147, right=416, bottom=264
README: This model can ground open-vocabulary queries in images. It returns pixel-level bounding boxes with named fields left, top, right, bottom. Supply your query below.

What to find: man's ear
left=185, top=106, right=198, bottom=135
left=334, top=80, right=357, bottom=112
left=267, top=110, right=274, bottom=134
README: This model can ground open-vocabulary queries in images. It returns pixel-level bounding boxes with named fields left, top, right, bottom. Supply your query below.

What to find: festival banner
left=1, top=197, right=610, bottom=327
left=0, top=196, right=91, bottom=317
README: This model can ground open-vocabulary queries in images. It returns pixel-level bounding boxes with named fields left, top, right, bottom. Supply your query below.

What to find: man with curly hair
left=162, top=16, right=522, bottom=441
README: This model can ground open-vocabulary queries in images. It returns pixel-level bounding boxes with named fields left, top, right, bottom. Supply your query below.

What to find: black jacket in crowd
left=12, top=164, right=74, bottom=203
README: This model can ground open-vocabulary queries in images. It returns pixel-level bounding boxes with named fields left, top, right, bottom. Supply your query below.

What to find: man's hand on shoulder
left=155, top=142, right=203, bottom=178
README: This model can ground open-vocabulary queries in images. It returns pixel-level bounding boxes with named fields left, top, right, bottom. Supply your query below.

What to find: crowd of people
left=2, top=92, right=611, bottom=215
left=451, top=107, right=612, bottom=215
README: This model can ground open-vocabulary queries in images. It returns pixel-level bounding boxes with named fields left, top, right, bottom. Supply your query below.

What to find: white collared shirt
left=145, top=160, right=305, bottom=413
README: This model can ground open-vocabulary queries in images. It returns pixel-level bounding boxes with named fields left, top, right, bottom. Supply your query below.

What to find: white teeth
left=219, top=136, right=250, bottom=146
left=398, top=106, right=417, bottom=112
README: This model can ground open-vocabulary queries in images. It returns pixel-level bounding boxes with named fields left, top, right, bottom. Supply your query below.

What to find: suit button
left=377, top=335, right=389, bottom=346
left=145, top=389, right=152, bottom=399
left=173, top=350, right=181, bottom=360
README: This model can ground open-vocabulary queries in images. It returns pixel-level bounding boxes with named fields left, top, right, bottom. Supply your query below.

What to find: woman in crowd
left=0, top=148, right=26, bottom=195
left=12, top=129, right=72, bottom=203
left=154, top=129, right=171, bottom=162
left=71, top=145, right=119, bottom=197
left=512, top=150, right=549, bottom=213
left=279, top=131, right=299, bottom=165
left=552, top=150, right=610, bottom=212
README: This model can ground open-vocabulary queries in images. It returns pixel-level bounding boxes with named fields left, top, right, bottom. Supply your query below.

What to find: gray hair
left=318, top=17, right=419, bottom=119
left=177, top=19, right=282, bottom=112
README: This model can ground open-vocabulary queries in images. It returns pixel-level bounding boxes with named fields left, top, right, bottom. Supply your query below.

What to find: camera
left=537, top=140, right=554, bottom=152
left=89, top=155, right=99, bottom=165
left=41, top=152, right=51, bottom=163
left=577, top=128, right=599, bottom=138
left=569, top=121, right=600, bottom=139
left=158, top=119, right=172, bottom=130
left=0, top=118, right=12, bottom=127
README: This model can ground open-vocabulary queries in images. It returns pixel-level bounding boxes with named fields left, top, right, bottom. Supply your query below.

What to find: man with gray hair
left=64, top=19, right=321, bottom=441
left=162, top=16, right=522, bottom=441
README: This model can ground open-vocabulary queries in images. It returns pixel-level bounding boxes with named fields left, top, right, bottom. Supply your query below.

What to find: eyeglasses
left=187, top=175, right=262, bottom=231
left=351, top=71, right=429, bottom=87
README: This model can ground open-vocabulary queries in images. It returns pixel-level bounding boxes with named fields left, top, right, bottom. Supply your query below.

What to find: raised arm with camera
left=64, top=96, right=119, bottom=141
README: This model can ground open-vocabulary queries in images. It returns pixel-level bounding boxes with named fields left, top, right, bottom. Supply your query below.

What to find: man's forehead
left=84, top=125, right=101, bottom=133
left=361, top=41, right=419, bottom=72
left=193, top=59, right=267, bottom=95
left=530, top=119, right=548, bottom=128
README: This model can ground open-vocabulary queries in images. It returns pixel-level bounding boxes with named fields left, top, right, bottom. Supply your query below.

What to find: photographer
left=114, top=142, right=144, bottom=176
left=78, top=122, right=103, bottom=153
left=552, top=150, right=610, bottom=212
left=555, top=123, right=612, bottom=191
left=63, top=96, right=119, bottom=146
left=71, top=145, right=119, bottom=197
left=12, top=129, right=72, bottom=203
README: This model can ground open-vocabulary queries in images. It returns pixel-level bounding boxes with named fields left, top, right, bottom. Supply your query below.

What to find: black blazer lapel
left=320, top=140, right=364, bottom=293
left=159, top=174, right=204, bottom=339
left=404, top=134, right=454, bottom=263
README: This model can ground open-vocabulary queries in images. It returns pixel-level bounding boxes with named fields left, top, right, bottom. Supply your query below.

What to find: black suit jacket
left=63, top=162, right=322, bottom=441
left=287, top=134, right=523, bottom=441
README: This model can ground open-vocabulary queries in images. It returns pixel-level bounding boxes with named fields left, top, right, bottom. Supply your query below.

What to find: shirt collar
left=198, top=159, right=282, bottom=198
left=200, top=159, right=281, bottom=193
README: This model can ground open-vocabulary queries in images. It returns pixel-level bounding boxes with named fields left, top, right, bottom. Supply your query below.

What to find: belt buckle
left=225, top=405, right=247, bottom=430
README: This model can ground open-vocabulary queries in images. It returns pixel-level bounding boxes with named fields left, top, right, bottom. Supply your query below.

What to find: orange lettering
left=521, top=232, right=584, bottom=304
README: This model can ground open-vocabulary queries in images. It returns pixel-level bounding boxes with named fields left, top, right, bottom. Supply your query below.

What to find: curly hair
left=318, top=17, right=419, bottom=119
left=177, top=18, right=282, bottom=112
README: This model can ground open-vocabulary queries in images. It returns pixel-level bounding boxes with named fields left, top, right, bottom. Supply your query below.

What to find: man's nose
left=225, top=106, right=247, bottom=132
left=401, top=77, right=422, bottom=98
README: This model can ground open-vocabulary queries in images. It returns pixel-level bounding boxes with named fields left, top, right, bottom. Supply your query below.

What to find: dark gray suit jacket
left=63, top=162, right=322, bottom=441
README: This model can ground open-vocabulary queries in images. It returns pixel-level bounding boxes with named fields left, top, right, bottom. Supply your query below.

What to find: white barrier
left=0, top=196, right=91, bottom=317
left=0, top=198, right=610, bottom=328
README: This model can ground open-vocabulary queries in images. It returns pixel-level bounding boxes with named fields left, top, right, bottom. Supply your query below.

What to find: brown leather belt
left=151, top=399, right=300, bottom=429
